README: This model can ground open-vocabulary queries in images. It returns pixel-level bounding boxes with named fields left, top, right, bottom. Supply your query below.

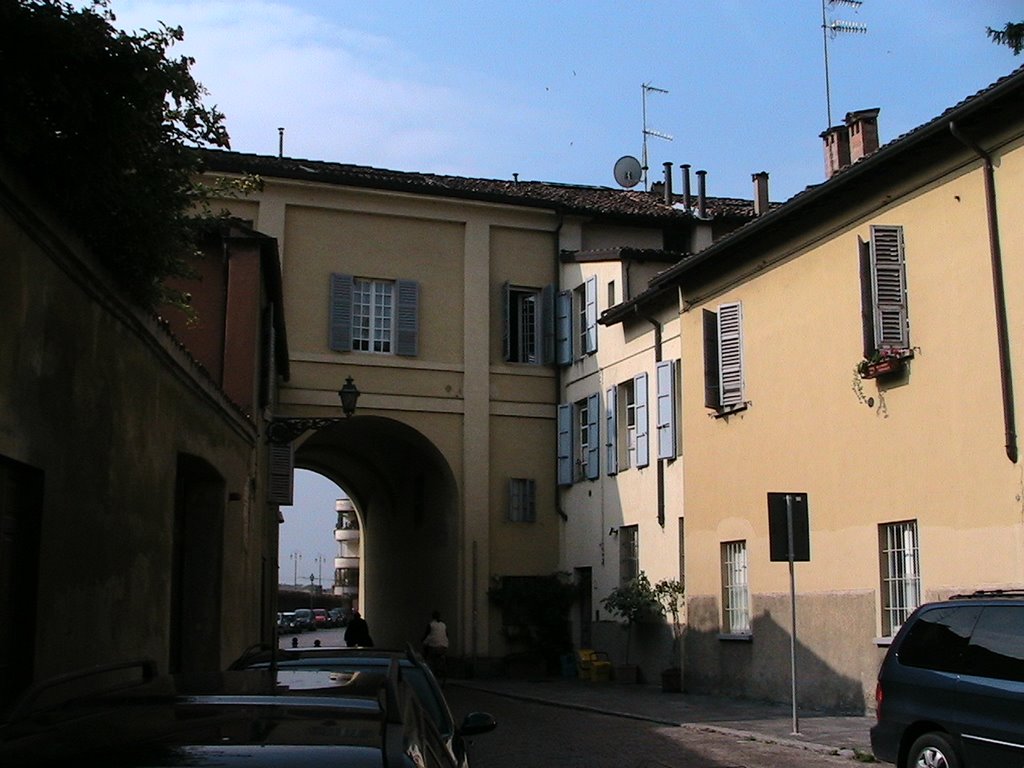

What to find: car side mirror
left=458, top=711, right=497, bottom=737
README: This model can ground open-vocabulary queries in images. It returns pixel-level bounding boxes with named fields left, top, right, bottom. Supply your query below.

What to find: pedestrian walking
left=344, top=610, right=373, bottom=647
left=421, top=610, right=449, bottom=680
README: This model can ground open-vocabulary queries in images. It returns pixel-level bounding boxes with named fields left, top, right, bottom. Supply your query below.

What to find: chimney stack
left=752, top=171, right=770, bottom=216
left=821, top=125, right=851, bottom=179
left=846, top=108, right=880, bottom=164
left=663, top=162, right=673, bottom=204
left=696, top=170, right=708, bottom=219
left=681, top=164, right=692, bottom=212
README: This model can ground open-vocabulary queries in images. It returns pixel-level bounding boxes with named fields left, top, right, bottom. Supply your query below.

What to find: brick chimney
left=846, top=108, right=880, bottom=164
left=752, top=171, right=769, bottom=216
left=821, top=124, right=851, bottom=180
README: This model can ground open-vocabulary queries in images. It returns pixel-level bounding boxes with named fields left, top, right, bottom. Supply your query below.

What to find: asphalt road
left=443, top=685, right=858, bottom=768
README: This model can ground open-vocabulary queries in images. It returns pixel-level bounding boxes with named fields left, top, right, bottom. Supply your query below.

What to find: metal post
left=786, top=494, right=800, bottom=735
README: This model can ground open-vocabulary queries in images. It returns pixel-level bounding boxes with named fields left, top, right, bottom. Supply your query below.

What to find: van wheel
left=907, top=732, right=961, bottom=768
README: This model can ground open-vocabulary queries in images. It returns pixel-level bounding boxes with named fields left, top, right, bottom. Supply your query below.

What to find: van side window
left=899, top=606, right=981, bottom=673
left=967, top=606, right=1024, bottom=683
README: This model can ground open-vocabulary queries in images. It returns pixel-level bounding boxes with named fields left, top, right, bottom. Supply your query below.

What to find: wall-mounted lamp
left=268, top=376, right=361, bottom=442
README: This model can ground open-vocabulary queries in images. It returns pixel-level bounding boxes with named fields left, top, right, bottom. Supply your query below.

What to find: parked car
left=291, top=607, right=316, bottom=631
left=276, top=611, right=299, bottom=634
left=0, top=657, right=461, bottom=767
left=230, top=644, right=496, bottom=768
left=870, top=590, right=1024, bottom=767
left=330, top=607, right=350, bottom=627
left=313, top=607, right=330, bottom=627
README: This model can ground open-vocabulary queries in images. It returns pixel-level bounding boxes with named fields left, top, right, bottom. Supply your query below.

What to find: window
left=606, top=375, right=648, bottom=474
left=656, top=359, right=679, bottom=460
left=703, top=302, right=745, bottom=413
left=879, top=520, right=921, bottom=636
left=557, top=393, right=599, bottom=485
left=329, top=274, right=419, bottom=356
left=502, top=283, right=555, bottom=364
left=619, top=525, right=639, bottom=586
left=967, top=607, right=1024, bottom=683
left=507, top=478, right=536, bottom=522
left=860, top=225, right=909, bottom=356
left=721, top=540, right=750, bottom=634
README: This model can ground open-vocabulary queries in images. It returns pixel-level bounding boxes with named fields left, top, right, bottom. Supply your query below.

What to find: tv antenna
left=641, top=82, right=672, bottom=190
left=821, top=0, right=867, bottom=128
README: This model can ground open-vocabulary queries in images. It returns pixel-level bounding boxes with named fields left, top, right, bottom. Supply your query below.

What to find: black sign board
left=767, top=492, right=810, bottom=562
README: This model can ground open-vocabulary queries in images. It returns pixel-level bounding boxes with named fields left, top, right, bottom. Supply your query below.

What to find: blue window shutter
left=395, top=279, right=419, bottom=356
left=541, top=284, right=556, bottom=364
left=586, top=392, right=600, bottom=480
left=657, top=360, right=678, bottom=460
left=555, top=290, right=572, bottom=365
left=606, top=385, right=618, bottom=475
left=584, top=275, right=598, bottom=354
left=635, top=372, right=649, bottom=468
left=501, top=281, right=512, bottom=362
left=557, top=403, right=573, bottom=486
left=329, top=273, right=353, bottom=352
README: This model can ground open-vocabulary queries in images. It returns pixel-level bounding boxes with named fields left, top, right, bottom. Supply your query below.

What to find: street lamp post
left=268, top=377, right=361, bottom=443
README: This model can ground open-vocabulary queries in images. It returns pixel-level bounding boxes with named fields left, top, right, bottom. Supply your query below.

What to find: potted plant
left=654, top=578, right=686, bottom=693
left=601, top=572, right=660, bottom=683
left=857, top=347, right=913, bottom=379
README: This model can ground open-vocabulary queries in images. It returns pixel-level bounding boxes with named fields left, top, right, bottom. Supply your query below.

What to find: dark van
left=870, top=590, right=1024, bottom=767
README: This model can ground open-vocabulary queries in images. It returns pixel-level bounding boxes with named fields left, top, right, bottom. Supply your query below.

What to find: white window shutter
left=606, top=385, right=618, bottom=475
left=555, top=290, right=572, bottom=365
left=717, top=302, right=744, bottom=407
left=656, top=359, right=678, bottom=460
left=635, top=372, right=649, bottom=468
left=870, top=225, right=909, bottom=349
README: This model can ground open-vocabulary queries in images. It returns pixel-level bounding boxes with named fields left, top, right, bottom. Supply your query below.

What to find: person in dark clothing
left=344, top=610, right=373, bottom=647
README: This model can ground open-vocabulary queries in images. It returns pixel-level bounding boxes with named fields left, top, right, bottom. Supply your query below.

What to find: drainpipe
left=635, top=307, right=666, bottom=527
left=949, top=122, right=1017, bottom=463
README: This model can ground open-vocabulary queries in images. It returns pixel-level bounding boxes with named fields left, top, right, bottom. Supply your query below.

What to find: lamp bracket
left=267, top=417, right=347, bottom=444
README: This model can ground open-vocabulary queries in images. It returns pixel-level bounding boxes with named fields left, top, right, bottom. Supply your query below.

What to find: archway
left=294, top=415, right=460, bottom=651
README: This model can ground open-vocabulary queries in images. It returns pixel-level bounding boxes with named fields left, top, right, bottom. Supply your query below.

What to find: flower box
left=862, top=358, right=902, bottom=378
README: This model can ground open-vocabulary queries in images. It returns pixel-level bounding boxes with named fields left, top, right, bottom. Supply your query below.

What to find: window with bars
left=619, top=525, right=639, bottom=586
left=879, top=520, right=921, bottom=636
left=721, top=540, right=750, bottom=635
left=507, top=478, right=536, bottom=522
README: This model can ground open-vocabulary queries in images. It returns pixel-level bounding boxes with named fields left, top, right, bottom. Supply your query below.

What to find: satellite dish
left=613, top=155, right=642, bottom=188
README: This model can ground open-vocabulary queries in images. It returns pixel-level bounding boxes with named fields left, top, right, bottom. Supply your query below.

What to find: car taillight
left=874, top=681, right=883, bottom=721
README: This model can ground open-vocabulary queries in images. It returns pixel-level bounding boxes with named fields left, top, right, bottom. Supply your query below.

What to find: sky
left=101, top=1, right=1022, bottom=574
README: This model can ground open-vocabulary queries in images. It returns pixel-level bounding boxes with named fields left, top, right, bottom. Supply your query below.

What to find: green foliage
left=987, top=22, right=1024, bottom=55
left=602, top=572, right=662, bottom=664
left=0, top=0, right=237, bottom=309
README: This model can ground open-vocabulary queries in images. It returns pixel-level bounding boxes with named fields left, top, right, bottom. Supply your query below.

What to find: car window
left=898, top=605, right=981, bottom=673
left=965, top=606, right=1024, bottom=682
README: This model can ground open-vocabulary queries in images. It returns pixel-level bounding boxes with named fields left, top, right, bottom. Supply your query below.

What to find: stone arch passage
left=295, top=415, right=460, bottom=651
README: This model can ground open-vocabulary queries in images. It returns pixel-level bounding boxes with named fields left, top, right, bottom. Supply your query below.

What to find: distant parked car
left=870, top=590, right=1024, bottom=767
left=312, top=608, right=330, bottom=628
left=291, top=608, right=315, bottom=631
left=276, top=611, right=299, bottom=634
left=329, top=607, right=349, bottom=627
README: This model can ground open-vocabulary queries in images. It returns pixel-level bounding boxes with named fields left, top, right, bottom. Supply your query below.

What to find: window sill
left=709, top=403, right=748, bottom=419
left=874, top=636, right=894, bottom=648
left=717, top=632, right=753, bottom=642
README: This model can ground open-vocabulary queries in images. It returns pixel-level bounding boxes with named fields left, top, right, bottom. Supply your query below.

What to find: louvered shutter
left=268, top=441, right=294, bottom=505
left=635, top=372, right=649, bottom=468
left=329, top=273, right=354, bottom=352
left=555, top=290, right=572, bottom=365
left=586, top=392, right=600, bottom=480
left=395, top=279, right=419, bottom=356
left=657, top=360, right=678, bottom=460
left=584, top=275, right=598, bottom=355
left=557, top=403, right=573, bottom=486
left=717, top=302, right=744, bottom=407
left=870, top=225, right=909, bottom=349
left=541, top=284, right=556, bottom=364
left=703, top=309, right=720, bottom=408
left=501, top=281, right=512, bottom=362
left=606, top=385, right=618, bottom=475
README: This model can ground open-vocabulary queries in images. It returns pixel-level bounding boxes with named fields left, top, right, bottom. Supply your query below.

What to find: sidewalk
left=451, top=676, right=876, bottom=760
